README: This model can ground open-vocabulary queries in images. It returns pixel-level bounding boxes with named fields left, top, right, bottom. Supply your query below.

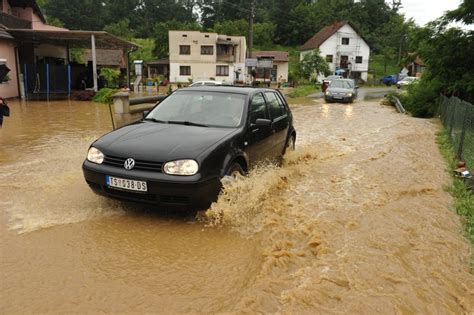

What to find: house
left=407, top=55, right=425, bottom=77
left=0, top=0, right=136, bottom=99
left=252, top=51, right=289, bottom=83
left=300, top=21, right=370, bottom=82
left=168, top=30, right=246, bottom=83
left=146, top=57, right=170, bottom=80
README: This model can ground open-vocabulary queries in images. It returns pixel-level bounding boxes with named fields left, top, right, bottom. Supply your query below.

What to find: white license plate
left=106, top=176, right=148, bottom=192
left=333, top=96, right=343, bottom=99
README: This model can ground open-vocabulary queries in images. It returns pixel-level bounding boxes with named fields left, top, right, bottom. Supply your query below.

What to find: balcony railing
left=0, top=12, right=32, bottom=29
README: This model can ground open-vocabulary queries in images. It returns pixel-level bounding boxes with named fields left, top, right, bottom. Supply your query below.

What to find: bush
left=402, top=76, right=441, bottom=118
left=93, top=88, right=119, bottom=103
left=100, top=68, right=121, bottom=88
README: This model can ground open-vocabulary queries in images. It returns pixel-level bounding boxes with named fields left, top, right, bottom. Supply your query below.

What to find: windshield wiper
left=168, top=120, right=209, bottom=127
left=144, top=118, right=167, bottom=123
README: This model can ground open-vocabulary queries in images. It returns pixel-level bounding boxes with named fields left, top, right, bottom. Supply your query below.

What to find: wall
left=0, top=39, right=19, bottom=98
left=10, top=6, right=33, bottom=21
left=2, top=0, right=12, bottom=14
left=31, top=13, right=68, bottom=30
left=275, top=61, right=288, bottom=81
left=169, top=30, right=246, bottom=83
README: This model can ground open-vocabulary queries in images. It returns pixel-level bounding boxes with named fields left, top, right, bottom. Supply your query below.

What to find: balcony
left=216, top=44, right=236, bottom=63
left=0, top=12, right=32, bottom=29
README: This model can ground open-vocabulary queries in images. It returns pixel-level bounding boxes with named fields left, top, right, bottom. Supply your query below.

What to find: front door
left=245, top=92, right=274, bottom=166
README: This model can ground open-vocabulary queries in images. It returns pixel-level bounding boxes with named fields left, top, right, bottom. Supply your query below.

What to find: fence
left=439, top=94, right=474, bottom=168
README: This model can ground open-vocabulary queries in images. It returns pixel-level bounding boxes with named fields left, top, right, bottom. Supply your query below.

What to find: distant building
left=0, top=0, right=135, bottom=99
left=253, top=51, right=289, bottom=83
left=300, top=21, right=370, bottom=82
left=168, top=30, right=246, bottom=83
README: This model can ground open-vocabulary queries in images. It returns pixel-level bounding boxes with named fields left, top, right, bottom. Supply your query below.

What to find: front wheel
left=226, top=163, right=245, bottom=178
left=284, top=134, right=296, bottom=155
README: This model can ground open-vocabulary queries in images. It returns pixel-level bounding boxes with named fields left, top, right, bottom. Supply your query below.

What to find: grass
left=93, top=88, right=119, bottom=104
left=437, top=130, right=474, bottom=243
left=287, top=84, right=318, bottom=98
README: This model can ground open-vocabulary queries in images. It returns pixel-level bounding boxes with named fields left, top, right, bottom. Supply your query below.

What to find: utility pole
left=248, top=0, right=255, bottom=58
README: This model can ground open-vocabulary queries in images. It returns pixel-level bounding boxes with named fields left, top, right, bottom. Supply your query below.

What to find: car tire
left=283, top=134, right=296, bottom=155
left=226, top=163, right=245, bottom=178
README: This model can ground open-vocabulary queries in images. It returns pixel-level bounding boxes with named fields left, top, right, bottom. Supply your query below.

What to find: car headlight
left=325, top=91, right=332, bottom=96
left=346, top=92, right=353, bottom=97
left=163, top=159, right=199, bottom=176
left=87, top=147, right=104, bottom=164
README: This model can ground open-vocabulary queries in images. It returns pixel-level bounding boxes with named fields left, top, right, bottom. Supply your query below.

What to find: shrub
left=100, top=68, right=121, bottom=88
left=402, top=76, right=442, bottom=118
left=93, top=88, right=119, bottom=103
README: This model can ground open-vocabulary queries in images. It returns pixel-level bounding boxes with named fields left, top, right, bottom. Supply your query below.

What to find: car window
left=264, top=92, right=286, bottom=119
left=273, top=92, right=288, bottom=116
left=329, top=80, right=353, bottom=89
left=249, top=93, right=268, bottom=123
left=148, top=91, right=245, bottom=128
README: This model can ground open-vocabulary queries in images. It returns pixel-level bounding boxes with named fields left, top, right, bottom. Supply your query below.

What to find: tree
left=299, top=50, right=330, bottom=81
left=103, top=19, right=134, bottom=40
left=42, top=0, right=106, bottom=30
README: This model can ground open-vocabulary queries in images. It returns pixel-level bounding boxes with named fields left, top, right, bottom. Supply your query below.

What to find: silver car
left=324, top=79, right=359, bottom=103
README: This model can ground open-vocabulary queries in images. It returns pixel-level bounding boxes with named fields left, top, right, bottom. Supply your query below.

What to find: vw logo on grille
left=124, top=158, right=135, bottom=170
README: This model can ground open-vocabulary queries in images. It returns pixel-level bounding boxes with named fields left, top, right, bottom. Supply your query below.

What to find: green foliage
left=104, top=19, right=134, bottom=40
left=254, top=22, right=276, bottom=48
left=69, top=48, right=84, bottom=64
left=212, top=19, right=248, bottom=36
left=2, top=74, right=11, bottom=83
left=92, top=88, right=119, bottom=104
left=436, top=130, right=474, bottom=243
left=299, top=49, right=330, bottom=82
left=398, top=73, right=441, bottom=118
left=100, top=68, right=121, bottom=88
left=130, top=38, right=156, bottom=62
left=369, top=54, right=398, bottom=78
left=288, top=84, right=318, bottom=98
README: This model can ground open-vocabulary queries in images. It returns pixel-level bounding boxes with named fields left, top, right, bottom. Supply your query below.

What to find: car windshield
left=146, top=90, right=246, bottom=128
left=330, top=80, right=353, bottom=89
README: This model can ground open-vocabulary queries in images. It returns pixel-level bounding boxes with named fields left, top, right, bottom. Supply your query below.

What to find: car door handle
left=251, top=128, right=260, bottom=133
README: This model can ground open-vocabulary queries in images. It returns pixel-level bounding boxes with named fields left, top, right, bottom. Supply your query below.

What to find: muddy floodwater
left=1, top=98, right=473, bottom=313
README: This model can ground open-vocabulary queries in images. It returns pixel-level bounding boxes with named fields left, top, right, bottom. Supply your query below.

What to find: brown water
left=1, top=98, right=473, bottom=313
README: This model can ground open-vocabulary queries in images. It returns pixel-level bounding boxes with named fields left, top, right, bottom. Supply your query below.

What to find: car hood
left=94, top=121, right=237, bottom=162
left=327, top=87, right=354, bottom=93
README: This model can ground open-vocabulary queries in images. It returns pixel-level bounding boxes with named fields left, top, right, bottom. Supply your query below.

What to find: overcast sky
left=398, top=0, right=462, bottom=26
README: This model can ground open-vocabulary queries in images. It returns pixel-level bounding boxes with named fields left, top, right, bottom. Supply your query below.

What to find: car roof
left=178, top=85, right=280, bottom=95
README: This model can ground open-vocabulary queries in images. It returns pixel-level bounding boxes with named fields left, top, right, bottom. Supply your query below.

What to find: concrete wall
left=275, top=61, right=288, bottom=82
left=0, top=39, right=19, bottom=98
left=2, top=0, right=12, bottom=14
left=169, top=30, right=246, bottom=83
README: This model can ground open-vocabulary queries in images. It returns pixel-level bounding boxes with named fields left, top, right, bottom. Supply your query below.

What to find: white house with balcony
left=169, top=30, right=246, bottom=83
left=300, top=21, right=370, bottom=82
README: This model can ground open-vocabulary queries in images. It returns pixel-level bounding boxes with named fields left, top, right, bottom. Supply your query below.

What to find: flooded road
left=1, top=98, right=473, bottom=313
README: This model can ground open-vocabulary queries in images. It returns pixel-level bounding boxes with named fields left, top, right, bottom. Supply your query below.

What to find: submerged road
left=0, top=97, right=472, bottom=313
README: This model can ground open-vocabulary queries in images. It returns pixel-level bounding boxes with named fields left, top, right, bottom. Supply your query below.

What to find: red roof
left=301, top=21, right=351, bottom=51
left=254, top=51, right=288, bottom=62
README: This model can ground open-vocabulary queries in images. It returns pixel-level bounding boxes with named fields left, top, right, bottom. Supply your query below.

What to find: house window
left=179, top=45, right=190, bottom=55
left=326, top=55, right=333, bottom=62
left=216, top=65, right=229, bottom=76
left=205, top=34, right=210, bottom=38
left=342, top=37, right=350, bottom=45
left=355, top=56, right=363, bottom=64
left=180, top=66, right=191, bottom=76
left=182, top=34, right=187, bottom=37
left=201, top=45, right=214, bottom=55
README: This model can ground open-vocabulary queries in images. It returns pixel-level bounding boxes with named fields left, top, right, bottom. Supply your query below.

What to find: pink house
left=0, top=0, right=135, bottom=99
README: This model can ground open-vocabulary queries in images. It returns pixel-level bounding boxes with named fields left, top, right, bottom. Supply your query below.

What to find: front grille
left=103, top=155, right=163, bottom=172
left=104, top=187, right=157, bottom=201
left=160, top=195, right=190, bottom=205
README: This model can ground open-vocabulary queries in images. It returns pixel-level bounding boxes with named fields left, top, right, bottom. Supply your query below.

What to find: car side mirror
left=142, top=110, right=149, bottom=119
left=254, top=118, right=272, bottom=127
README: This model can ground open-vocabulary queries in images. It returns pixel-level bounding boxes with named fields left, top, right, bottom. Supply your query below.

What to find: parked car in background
left=380, top=74, right=397, bottom=85
left=189, top=80, right=224, bottom=87
left=397, top=76, right=418, bottom=88
left=83, top=86, right=296, bottom=210
left=322, top=75, right=343, bottom=85
left=324, top=79, right=359, bottom=103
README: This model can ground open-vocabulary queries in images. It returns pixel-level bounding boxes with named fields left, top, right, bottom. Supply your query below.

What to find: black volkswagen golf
left=83, top=86, right=296, bottom=209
